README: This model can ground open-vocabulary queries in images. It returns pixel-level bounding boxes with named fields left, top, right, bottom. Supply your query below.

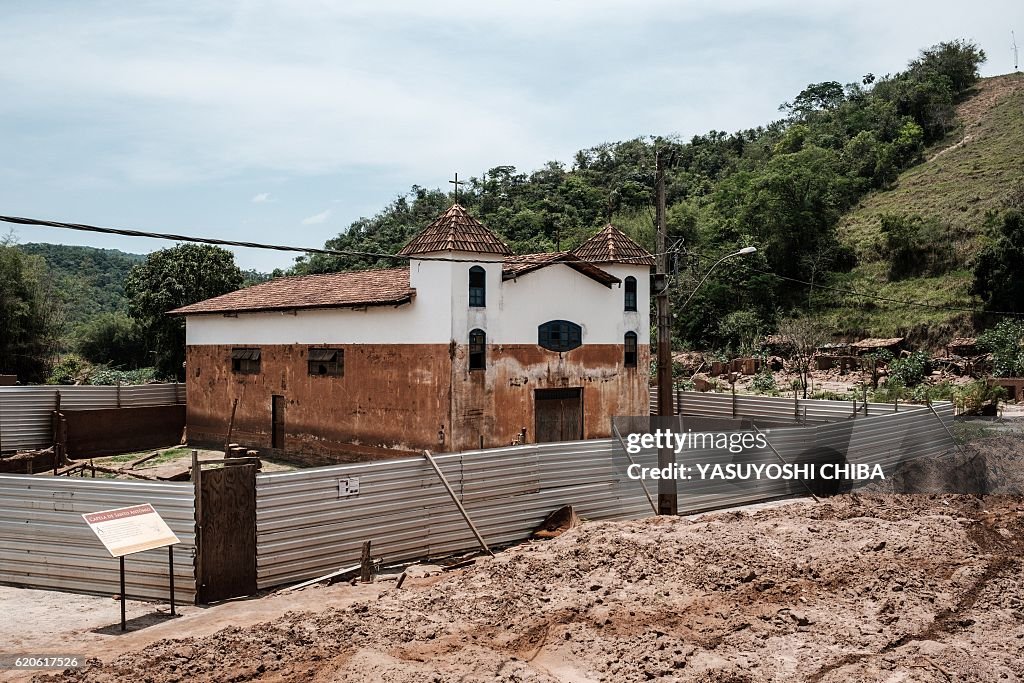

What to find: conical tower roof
left=397, top=203, right=512, bottom=256
left=571, top=224, right=655, bottom=266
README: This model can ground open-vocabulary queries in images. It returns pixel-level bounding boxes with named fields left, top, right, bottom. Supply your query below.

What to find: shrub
left=887, top=351, right=930, bottom=387
left=880, top=213, right=957, bottom=279
left=47, top=354, right=88, bottom=385
left=872, top=379, right=911, bottom=404
left=955, top=379, right=1007, bottom=415
left=750, top=368, right=778, bottom=395
left=977, top=319, right=1024, bottom=377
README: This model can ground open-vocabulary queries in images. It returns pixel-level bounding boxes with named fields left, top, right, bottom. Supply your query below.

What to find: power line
left=0, top=214, right=662, bottom=267
left=10, top=211, right=1019, bottom=318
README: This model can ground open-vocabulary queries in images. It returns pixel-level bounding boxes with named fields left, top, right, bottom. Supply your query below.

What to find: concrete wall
left=63, top=405, right=186, bottom=458
left=186, top=341, right=650, bottom=457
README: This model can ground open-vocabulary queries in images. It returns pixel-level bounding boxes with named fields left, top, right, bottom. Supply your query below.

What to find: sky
left=0, top=0, right=1019, bottom=272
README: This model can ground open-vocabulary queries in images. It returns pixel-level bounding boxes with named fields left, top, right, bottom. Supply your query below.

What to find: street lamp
left=675, top=246, right=758, bottom=310
left=655, top=244, right=757, bottom=515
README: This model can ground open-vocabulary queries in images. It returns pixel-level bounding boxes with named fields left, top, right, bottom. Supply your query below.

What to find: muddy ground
left=35, top=492, right=1023, bottom=683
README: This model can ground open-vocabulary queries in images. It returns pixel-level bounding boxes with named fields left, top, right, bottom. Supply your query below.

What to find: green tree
left=0, top=238, right=64, bottom=382
left=742, top=146, right=852, bottom=282
left=972, top=210, right=1024, bottom=313
left=780, top=81, right=846, bottom=120
left=76, top=312, right=149, bottom=368
left=908, top=39, right=987, bottom=97
left=125, top=244, right=243, bottom=379
left=977, top=319, right=1024, bottom=377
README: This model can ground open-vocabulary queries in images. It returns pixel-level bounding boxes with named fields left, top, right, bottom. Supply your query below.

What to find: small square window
left=231, top=348, right=261, bottom=374
left=308, top=348, right=344, bottom=377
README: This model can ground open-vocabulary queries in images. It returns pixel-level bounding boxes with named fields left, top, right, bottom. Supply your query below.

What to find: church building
left=170, top=204, right=653, bottom=462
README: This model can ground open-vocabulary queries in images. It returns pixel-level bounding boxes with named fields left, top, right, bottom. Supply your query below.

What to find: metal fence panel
left=668, top=390, right=912, bottom=423
left=650, top=388, right=938, bottom=424
left=254, top=441, right=656, bottom=589
left=0, top=384, right=184, bottom=452
left=0, top=475, right=195, bottom=602
left=254, top=397, right=957, bottom=591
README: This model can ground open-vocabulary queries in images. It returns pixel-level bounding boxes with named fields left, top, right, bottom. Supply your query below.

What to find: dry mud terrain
left=42, top=494, right=1024, bottom=682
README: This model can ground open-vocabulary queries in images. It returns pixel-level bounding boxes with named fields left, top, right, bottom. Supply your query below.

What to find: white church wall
left=186, top=258, right=650, bottom=348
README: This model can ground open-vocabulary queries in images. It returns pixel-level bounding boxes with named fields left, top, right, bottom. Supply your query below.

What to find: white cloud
left=251, top=192, right=272, bottom=203
left=301, top=209, right=331, bottom=225
left=0, top=0, right=1015, bottom=192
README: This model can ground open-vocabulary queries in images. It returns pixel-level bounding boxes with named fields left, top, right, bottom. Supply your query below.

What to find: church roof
left=571, top=224, right=655, bottom=266
left=397, top=203, right=513, bottom=256
left=168, top=268, right=414, bottom=315
left=502, top=252, right=620, bottom=287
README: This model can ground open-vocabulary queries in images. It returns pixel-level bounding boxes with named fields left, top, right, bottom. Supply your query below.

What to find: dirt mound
left=872, top=434, right=1024, bottom=496
left=41, top=495, right=1024, bottom=682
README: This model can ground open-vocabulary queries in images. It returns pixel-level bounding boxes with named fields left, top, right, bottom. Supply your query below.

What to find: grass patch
left=811, top=73, right=1024, bottom=340
left=94, top=446, right=191, bottom=468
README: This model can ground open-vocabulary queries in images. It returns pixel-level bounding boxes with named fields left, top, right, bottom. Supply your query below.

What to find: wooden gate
left=194, top=456, right=257, bottom=603
left=534, top=388, right=583, bottom=443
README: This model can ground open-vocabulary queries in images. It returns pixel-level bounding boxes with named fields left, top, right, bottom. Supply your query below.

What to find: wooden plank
left=198, top=463, right=256, bottom=603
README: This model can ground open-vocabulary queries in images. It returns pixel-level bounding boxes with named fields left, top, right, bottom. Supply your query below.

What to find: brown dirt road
left=29, top=493, right=1024, bottom=682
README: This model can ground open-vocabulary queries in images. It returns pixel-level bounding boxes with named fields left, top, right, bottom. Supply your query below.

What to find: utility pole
left=654, top=148, right=677, bottom=515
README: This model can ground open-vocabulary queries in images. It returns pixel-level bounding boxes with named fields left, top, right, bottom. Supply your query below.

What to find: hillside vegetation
left=297, top=40, right=1020, bottom=351
left=18, top=243, right=144, bottom=331
left=821, top=72, right=1024, bottom=341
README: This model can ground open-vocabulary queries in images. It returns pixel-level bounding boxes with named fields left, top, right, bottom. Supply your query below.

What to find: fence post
left=192, top=450, right=202, bottom=604
left=730, top=375, right=737, bottom=418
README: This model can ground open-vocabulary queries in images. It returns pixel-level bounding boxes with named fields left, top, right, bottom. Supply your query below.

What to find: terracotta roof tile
left=571, top=224, right=655, bottom=266
left=397, top=203, right=512, bottom=256
left=502, top=252, right=620, bottom=287
left=168, top=268, right=414, bottom=315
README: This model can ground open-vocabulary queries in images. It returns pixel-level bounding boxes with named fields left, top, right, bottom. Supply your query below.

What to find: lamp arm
left=675, top=252, right=738, bottom=310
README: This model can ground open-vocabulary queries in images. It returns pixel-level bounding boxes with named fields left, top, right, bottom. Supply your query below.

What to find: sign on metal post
left=83, top=503, right=180, bottom=631
left=83, top=504, right=179, bottom=557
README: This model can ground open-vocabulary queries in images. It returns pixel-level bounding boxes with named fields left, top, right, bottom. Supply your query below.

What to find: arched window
left=469, top=329, right=486, bottom=370
left=469, top=266, right=486, bottom=307
left=538, top=320, right=582, bottom=352
left=624, top=276, right=637, bottom=311
left=624, top=332, right=638, bottom=368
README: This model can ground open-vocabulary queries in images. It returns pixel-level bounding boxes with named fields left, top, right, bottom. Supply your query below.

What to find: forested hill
left=294, top=41, right=1022, bottom=351
left=823, top=72, right=1024, bottom=342
left=18, top=243, right=144, bottom=330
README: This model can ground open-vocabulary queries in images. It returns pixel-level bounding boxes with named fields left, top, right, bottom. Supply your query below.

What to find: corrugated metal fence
left=255, top=401, right=955, bottom=590
left=255, top=441, right=659, bottom=589
left=651, top=388, right=911, bottom=423
left=0, top=384, right=185, bottom=452
left=0, top=476, right=195, bottom=601
left=0, top=395, right=954, bottom=599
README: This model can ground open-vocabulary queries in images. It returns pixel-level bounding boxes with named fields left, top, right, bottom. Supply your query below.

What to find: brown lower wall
left=186, top=342, right=650, bottom=460
left=448, top=343, right=651, bottom=451
left=64, top=405, right=186, bottom=458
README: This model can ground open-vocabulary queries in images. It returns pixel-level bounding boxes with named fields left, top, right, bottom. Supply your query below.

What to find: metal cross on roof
left=449, top=172, right=465, bottom=202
